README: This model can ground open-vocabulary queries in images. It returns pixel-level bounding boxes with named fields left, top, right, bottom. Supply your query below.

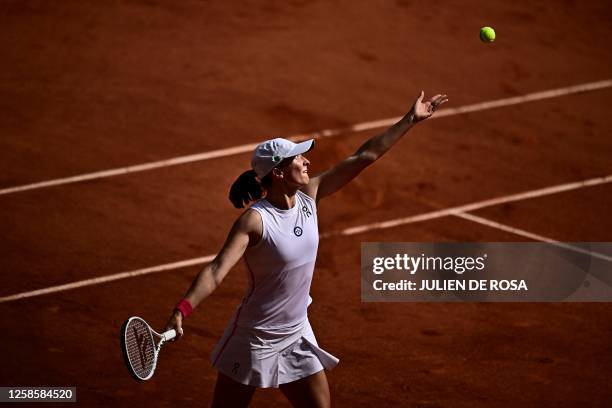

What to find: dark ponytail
left=229, top=170, right=268, bottom=209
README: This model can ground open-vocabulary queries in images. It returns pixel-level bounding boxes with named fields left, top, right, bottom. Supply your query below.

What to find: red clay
left=1, top=1, right=612, bottom=406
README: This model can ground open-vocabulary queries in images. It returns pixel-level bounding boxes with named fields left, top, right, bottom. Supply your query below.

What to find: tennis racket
left=120, top=316, right=177, bottom=381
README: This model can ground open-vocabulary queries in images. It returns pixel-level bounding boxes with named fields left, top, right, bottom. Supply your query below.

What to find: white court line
left=453, top=212, right=612, bottom=264
left=0, top=256, right=215, bottom=303
left=1, top=79, right=611, bottom=197
left=2, top=174, right=611, bottom=303
left=327, top=174, right=612, bottom=237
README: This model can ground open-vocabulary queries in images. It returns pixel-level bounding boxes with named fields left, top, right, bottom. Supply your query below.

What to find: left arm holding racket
left=121, top=211, right=255, bottom=380
left=301, top=91, right=448, bottom=202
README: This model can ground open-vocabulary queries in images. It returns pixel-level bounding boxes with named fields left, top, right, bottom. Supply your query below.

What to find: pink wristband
left=175, top=299, right=193, bottom=319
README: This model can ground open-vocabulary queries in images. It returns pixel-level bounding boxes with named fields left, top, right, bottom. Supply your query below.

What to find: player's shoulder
left=234, top=207, right=263, bottom=246
left=234, top=207, right=263, bottom=233
left=299, top=182, right=318, bottom=202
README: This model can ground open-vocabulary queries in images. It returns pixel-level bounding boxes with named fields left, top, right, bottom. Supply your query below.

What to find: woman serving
left=165, top=91, right=448, bottom=407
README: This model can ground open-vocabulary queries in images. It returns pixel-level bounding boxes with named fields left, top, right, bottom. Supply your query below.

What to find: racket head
left=120, top=316, right=158, bottom=381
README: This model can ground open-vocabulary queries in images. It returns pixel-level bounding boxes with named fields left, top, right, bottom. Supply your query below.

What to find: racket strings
left=125, top=319, right=156, bottom=379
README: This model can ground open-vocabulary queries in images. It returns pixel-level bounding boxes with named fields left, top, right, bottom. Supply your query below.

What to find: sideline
left=1, top=79, right=611, bottom=196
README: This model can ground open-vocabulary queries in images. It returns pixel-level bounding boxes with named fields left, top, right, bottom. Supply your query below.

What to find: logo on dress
left=302, top=205, right=312, bottom=218
left=294, top=226, right=303, bottom=236
left=232, top=363, right=240, bottom=374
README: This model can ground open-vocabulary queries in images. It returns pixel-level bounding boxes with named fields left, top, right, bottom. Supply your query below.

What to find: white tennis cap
left=251, top=138, right=315, bottom=178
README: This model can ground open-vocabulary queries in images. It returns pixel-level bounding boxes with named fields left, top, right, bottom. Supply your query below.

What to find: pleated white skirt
left=210, top=318, right=339, bottom=388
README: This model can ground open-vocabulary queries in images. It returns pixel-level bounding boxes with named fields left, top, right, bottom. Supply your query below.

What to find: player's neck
left=266, top=185, right=298, bottom=210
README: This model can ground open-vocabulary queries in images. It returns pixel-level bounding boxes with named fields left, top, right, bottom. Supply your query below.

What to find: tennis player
left=165, top=91, right=448, bottom=407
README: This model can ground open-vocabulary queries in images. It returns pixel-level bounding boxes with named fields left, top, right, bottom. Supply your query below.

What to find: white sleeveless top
left=236, top=190, right=319, bottom=329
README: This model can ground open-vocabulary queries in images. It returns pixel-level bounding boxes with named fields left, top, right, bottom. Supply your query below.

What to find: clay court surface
left=2, top=1, right=612, bottom=406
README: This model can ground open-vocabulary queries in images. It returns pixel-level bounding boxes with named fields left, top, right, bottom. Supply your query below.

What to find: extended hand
left=411, top=91, right=448, bottom=122
left=164, top=310, right=184, bottom=341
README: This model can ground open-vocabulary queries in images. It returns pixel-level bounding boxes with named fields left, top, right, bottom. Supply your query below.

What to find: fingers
left=429, top=94, right=447, bottom=103
left=430, top=94, right=449, bottom=110
left=174, top=315, right=184, bottom=341
left=412, top=91, right=449, bottom=122
left=418, top=92, right=449, bottom=108
left=165, top=311, right=184, bottom=341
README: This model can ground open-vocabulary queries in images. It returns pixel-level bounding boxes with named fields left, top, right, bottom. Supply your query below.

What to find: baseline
left=2, top=174, right=611, bottom=303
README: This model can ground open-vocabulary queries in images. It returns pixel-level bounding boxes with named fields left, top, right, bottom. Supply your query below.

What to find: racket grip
left=162, top=329, right=177, bottom=341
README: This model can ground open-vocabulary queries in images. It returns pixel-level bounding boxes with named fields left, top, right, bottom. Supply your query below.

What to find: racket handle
left=162, top=329, right=177, bottom=341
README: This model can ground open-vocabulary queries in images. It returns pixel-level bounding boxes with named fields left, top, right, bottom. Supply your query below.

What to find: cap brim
left=287, top=139, right=315, bottom=157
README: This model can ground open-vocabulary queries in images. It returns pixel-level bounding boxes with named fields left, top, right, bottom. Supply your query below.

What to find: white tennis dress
left=210, top=190, right=339, bottom=388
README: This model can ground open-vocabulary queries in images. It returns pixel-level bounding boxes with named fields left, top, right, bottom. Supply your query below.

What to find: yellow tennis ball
left=480, top=26, right=496, bottom=43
